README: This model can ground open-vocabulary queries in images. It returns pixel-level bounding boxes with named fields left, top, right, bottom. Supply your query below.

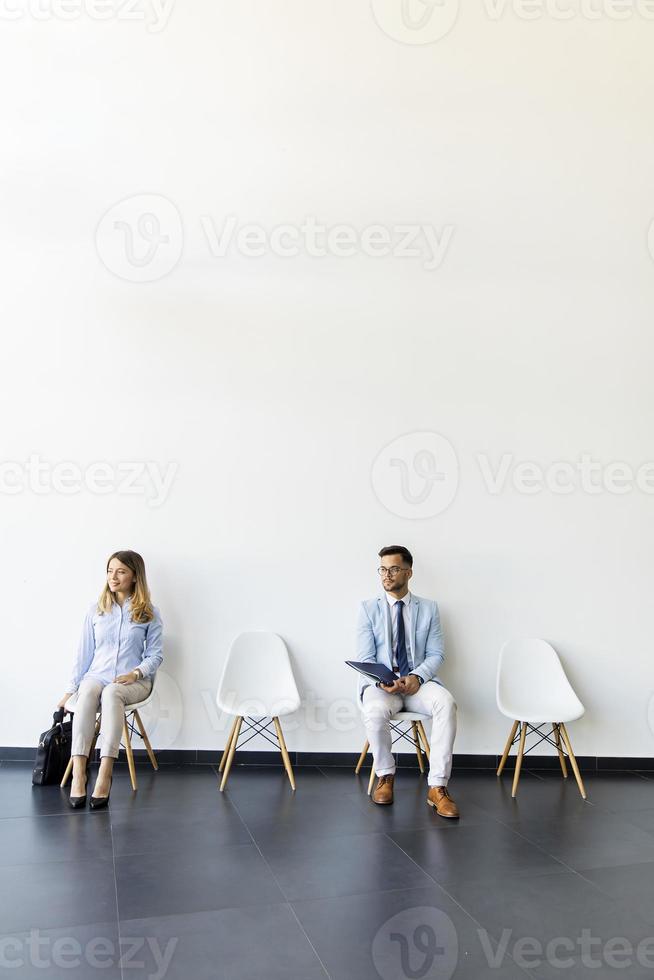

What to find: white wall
left=2, top=0, right=653, bottom=756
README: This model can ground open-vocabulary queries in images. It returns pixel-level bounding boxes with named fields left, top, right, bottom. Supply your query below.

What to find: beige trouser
left=70, top=675, right=153, bottom=759
left=361, top=681, right=457, bottom=787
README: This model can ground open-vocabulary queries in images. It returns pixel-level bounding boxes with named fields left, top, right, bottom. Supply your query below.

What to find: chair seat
left=222, top=698, right=300, bottom=717
left=389, top=710, right=430, bottom=723
left=498, top=704, right=584, bottom=725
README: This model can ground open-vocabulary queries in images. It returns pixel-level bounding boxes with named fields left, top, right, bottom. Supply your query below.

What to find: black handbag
left=32, top=708, right=73, bottom=785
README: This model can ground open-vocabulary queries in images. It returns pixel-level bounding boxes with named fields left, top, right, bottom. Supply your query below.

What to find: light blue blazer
left=355, top=593, right=445, bottom=700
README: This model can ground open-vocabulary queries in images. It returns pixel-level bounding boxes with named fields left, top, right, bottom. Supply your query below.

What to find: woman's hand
left=115, top=671, right=139, bottom=685
left=56, top=693, right=73, bottom=710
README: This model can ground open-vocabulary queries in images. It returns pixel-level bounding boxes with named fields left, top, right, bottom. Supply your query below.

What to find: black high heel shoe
left=89, top=775, right=113, bottom=810
left=69, top=774, right=88, bottom=809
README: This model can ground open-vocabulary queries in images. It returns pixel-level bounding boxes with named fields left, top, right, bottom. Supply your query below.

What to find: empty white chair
left=496, top=638, right=586, bottom=798
left=355, top=709, right=432, bottom=795
left=216, top=632, right=301, bottom=791
left=60, top=674, right=159, bottom=792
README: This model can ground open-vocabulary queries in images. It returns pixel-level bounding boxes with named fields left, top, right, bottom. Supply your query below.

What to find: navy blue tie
left=395, top=601, right=410, bottom=676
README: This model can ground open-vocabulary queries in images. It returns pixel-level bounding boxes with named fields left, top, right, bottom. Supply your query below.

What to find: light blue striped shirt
left=68, top=598, right=163, bottom=692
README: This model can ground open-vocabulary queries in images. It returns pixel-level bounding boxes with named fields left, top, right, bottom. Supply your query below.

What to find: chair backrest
left=496, top=638, right=584, bottom=721
left=216, top=631, right=301, bottom=717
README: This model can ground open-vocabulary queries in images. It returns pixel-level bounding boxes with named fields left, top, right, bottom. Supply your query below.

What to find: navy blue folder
left=345, top=661, right=399, bottom=685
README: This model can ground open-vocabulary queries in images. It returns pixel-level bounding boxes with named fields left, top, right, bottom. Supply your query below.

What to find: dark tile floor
left=1, top=761, right=654, bottom=979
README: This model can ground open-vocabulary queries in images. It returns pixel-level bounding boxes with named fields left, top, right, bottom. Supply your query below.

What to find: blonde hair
left=98, top=550, right=154, bottom=624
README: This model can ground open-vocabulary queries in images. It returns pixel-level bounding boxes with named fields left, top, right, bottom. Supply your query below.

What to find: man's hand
left=380, top=679, right=404, bottom=694
left=56, top=692, right=73, bottom=710
left=116, top=671, right=139, bottom=685
left=398, top=674, right=421, bottom=696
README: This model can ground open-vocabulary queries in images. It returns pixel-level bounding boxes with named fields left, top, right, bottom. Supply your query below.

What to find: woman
left=57, top=550, right=163, bottom=810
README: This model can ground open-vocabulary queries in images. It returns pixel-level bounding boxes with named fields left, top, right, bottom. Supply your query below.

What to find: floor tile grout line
left=108, top=813, right=124, bottom=980
left=487, top=815, right=654, bottom=910
left=383, top=831, right=539, bottom=978
left=209, top=764, right=333, bottom=980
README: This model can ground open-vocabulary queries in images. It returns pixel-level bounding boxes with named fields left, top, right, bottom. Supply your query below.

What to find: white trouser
left=361, top=681, right=457, bottom=787
left=70, top=675, right=153, bottom=759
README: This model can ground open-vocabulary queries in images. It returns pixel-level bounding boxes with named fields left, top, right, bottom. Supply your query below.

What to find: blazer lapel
left=379, top=596, right=393, bottom=669
left=410, top=594, right=418, bottom=664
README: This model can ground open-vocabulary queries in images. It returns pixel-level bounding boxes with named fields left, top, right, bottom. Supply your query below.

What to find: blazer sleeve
left=139, top=606, right=164, bottom=678
left=67, top=606, right=96, bottom=693
left=356, top=602, right=378, bottom=664
left=411, top=600, right=445, bottom=684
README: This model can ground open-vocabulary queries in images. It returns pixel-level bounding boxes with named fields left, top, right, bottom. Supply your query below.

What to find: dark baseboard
left=3, top=745, right=654, bottom=772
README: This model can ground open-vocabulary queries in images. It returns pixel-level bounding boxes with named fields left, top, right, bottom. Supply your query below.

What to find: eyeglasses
left=377, top=566, right=410, bottom=578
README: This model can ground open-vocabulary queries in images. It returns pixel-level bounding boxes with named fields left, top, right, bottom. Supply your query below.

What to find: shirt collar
left=385, top=590, right=411, bottom=608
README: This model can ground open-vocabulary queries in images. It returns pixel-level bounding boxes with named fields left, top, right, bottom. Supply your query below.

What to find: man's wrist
left=409, top=673, right=424, bottom=686
left=133, top=668, right=142, bottom=681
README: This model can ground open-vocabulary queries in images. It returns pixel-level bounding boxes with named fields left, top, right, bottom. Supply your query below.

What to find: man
left=357, top=545, right=459, bottom=817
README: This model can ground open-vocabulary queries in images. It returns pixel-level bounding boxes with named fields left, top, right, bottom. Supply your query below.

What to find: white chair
left=496, top=638, right=586, bottom=798
left=60, top=674, right=159, bottom=792
left=355, top=710, right=432, bottom=795
left=216, top=632, right=301, bottom=792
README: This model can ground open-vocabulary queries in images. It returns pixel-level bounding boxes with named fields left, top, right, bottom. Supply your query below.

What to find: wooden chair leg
left=88, top=717, right=101, bottom=759
left=553, top=723, right=568, bottom=778
left=417, top=721, right=430, bottom=761
left=559, top=723, right=587, bottom=799
left=415, top=721, right=427, bottom=759
left=61, top=716, right=100, bottom=787
left=367, top=764, right=376, bottom=795
left=355, top=740, right=370, bottom=774
left=220, top=716, right=242, bottom=791
left=122, top=716, right=138, bottom=791
left=497, top=719, right=519, bottom=776
left=219, top=716, right=239, bottom=773
left=411, top=722, right=425, bottom=773
left=273, top=717, right=296, bottom=791
left=133, top=710, right=159, bottom=771
left=511, top=722, right=527, bottom=797
left=60, top=756, right=74, bottom=788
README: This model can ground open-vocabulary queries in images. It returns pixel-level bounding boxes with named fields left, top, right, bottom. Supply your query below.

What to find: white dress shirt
left=386, top=591, right=413, bottom=671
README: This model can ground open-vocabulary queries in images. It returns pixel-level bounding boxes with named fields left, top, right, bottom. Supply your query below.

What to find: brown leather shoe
left=372, top=774, right=394, bottom=805
left=427, top=786, right=459, bottom=818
